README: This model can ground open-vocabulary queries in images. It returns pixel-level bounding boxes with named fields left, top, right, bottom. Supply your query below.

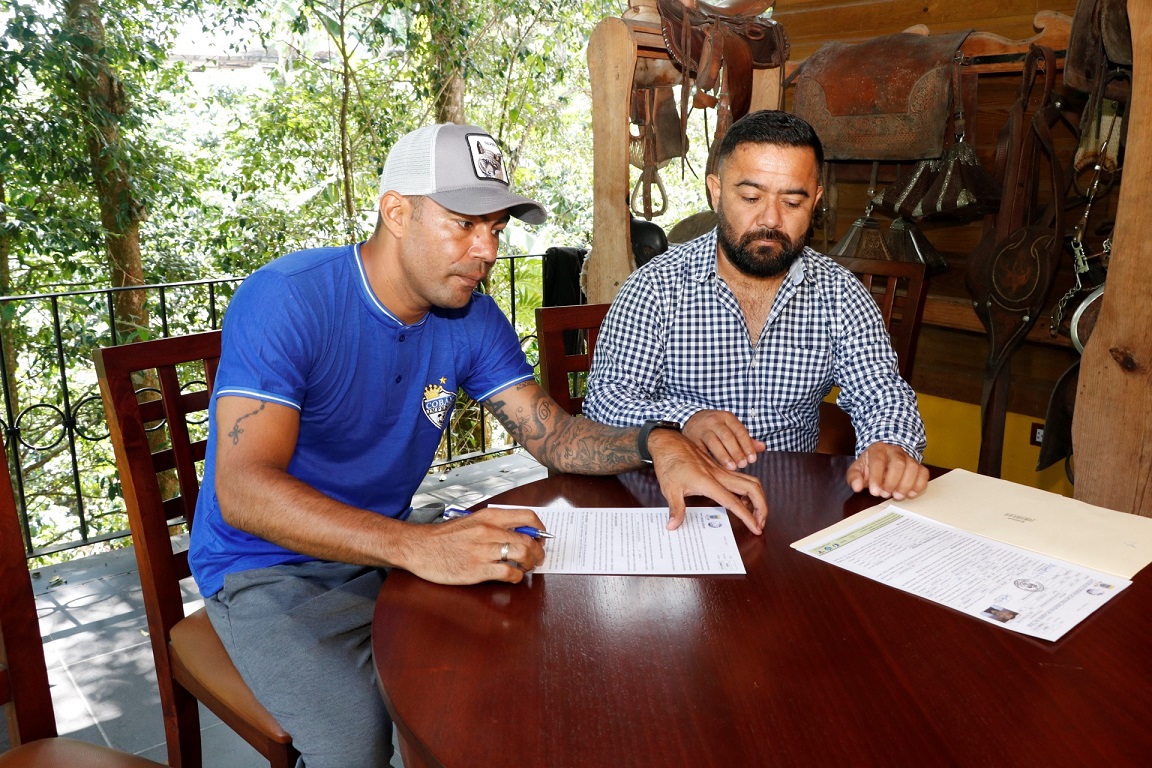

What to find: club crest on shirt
left=422, top=381, right=456, bottom=430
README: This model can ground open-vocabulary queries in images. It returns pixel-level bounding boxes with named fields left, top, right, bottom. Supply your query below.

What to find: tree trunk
left=63, top=0, right=148, bottom=344
left=436, top=75, right=466, bottom=125
left=336, top=0, right=355, bottom=231
left=62, top=0, right=175, bottom=503
left=429, top=0, right=468, bottom=125
left=0, top=173, right=21, bottom=418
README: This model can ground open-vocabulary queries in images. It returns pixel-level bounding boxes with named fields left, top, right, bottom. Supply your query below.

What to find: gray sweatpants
left=205, top=560, right=394, bottom=768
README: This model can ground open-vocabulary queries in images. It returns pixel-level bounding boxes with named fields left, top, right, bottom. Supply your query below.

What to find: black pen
left=444, top=505, right=555, bottom=539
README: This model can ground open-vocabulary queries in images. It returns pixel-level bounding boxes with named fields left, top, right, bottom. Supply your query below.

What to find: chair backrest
left=93, top=331, right=220, bottom=673
left=1, top=444, right=58, bottom=748
left=2, top=441, right=163, bottom=765
left=535, top=304, right=611, bottom=415
left=817, top=256, right=929, bottom=455
left=831, top=256, right=928, bottom=380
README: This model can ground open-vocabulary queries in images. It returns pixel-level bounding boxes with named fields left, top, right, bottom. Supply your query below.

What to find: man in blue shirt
left=190, top=122, right=768, bottom=767
left=585, top=110, right=929, bottom=502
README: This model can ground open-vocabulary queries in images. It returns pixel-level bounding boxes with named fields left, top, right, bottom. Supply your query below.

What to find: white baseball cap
left=379, top=123, right=548, bottom=224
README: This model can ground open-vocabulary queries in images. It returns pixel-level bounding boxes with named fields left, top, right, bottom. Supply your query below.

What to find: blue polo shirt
left=189, top=244, right=534, bottom=598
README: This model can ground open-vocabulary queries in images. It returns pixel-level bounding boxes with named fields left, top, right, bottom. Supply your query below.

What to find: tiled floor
left=15, top=452, right=547, bottom=764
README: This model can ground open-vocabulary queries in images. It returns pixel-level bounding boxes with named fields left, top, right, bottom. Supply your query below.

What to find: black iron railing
left=1, top=252, right=543, bottom=560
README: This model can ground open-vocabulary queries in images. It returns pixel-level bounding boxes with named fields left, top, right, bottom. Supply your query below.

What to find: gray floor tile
left=41, top=609, right=150, bottom=670
left=36, top=571, right=147, bottom=635
left=47, top=664, right=103, bottom=743
left=57, top=643, right=167, bottom=753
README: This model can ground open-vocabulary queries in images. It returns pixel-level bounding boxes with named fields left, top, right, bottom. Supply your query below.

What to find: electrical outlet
left=1030, top=422, right=1045, bottom=447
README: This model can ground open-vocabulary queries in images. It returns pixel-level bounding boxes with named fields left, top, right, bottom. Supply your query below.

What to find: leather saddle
left=1065, top=0, right=1132, bottom=175
left=659, top=0, right=788, bottom=107
left=1065, top=0, right=1132, bottom=101
left=792, top=30, right=971, bottom=161
left=656, top=0, right=789, bottom=189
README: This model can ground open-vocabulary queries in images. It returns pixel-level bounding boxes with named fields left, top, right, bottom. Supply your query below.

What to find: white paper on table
left=489, top=505, right=745, bottom=575
left=792, top=504, right=1129, bottom=642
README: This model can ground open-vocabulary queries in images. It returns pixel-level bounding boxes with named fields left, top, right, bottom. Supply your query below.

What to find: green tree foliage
left=3, top=0, right=630, bottom=560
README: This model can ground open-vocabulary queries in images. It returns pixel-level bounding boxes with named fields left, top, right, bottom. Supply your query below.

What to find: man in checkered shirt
left=585, top=110, right=929, bottom=501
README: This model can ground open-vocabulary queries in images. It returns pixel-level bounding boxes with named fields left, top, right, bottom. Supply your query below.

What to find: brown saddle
left=1065, top=0, right=1132, bottom=101
left=791, top=30, right=971, bottom=161
left=659, top=0, right=788, bottom=95
left=656, top=0, right=789, bottom=191
left=1065, top=0, right=1132, bottom=177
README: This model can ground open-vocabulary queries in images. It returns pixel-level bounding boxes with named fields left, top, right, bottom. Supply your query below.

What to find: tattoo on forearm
left=486, top=382, right=640, bottom=473
left=227, top=402, right=266, bottom=445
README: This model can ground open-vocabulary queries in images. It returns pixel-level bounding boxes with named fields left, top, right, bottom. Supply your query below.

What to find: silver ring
left=499, top=542, right=510, bottom=562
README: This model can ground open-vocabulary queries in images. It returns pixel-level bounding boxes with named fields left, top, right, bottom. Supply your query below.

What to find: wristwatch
left=637, top=419, right=681, bottom=464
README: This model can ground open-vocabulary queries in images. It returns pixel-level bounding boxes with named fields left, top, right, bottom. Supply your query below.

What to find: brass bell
left=887, top=217, right=948, bottom=275
left=829, top=212, right=893, bottom=261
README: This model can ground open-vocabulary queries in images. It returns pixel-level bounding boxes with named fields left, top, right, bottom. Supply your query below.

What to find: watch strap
left=637, top=419, right=681, bottom=463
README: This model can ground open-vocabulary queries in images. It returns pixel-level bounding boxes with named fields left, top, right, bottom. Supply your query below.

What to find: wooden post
left=586, top=16, right=785, bottom=305
left=1071, top=0, right=1151, bottom=515
left=586, top=18, right=638, bottom=305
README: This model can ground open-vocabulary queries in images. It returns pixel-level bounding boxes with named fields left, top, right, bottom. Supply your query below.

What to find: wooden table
left=373, top=452, right=1152, bottom=768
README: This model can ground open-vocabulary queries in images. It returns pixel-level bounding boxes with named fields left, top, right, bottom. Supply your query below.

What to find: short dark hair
left=715, top=110, right=824, bottom=173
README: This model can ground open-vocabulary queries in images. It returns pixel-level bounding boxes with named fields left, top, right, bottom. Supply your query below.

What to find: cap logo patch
left=467, top=133, right=508, bottom=185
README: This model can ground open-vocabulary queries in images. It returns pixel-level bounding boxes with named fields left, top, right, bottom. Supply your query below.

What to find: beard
left=716, top=207, right=806, bottom=278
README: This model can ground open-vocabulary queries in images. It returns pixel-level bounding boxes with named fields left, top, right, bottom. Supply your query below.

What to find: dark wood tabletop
left=373, top=452, right=1152, bottom=768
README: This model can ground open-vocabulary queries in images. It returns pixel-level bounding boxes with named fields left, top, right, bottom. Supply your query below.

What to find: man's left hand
left=647, top=429, right=768, bottom=534
left=846, top=442, right=929, bottom=501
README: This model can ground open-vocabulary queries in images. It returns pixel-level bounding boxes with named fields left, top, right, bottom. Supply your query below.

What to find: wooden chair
left=93, top=331, right=298, bottom=768
left=534, top=303, right=611, bottom=415
left=817, top=256, right=929, bottom=454
left=1, top=443, right=163, bottom=767
left=831, top=256, right=928, bottom=380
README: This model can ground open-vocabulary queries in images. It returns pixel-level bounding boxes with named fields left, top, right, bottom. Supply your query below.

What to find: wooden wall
left=772, top=1, right=1149, bottom=515
left=775, top=1, right=1077, bottom=58
left=773, top=1, right=1082, bottom=418
left=590, top=2, right=1146, bottom=512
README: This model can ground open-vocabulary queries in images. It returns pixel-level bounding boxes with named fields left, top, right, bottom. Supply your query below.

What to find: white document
left=882, top=469, right=1152, bottom=579
left=793, top=505, right=1129, bottom=642
left=491, top=505, right=745, bottom=575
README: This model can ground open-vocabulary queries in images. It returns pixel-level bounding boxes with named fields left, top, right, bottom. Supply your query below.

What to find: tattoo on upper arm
left=227, top=402, right=266, bottom=446
left=486, top=381, right=549, bottom=444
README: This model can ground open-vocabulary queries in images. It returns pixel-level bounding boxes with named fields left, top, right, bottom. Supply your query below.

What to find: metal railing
left=1, top=252, right=543, bottom=560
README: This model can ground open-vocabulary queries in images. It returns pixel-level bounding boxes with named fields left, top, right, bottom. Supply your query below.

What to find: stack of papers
left=791, top=470, right=1152, bottom=641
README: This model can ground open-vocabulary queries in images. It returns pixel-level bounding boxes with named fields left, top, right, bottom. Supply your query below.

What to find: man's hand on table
left=846, top=442, right=929, bottom=501
left=647, top=428, right=768, bottom=535
left=682, top=409, right=767, bottom=470
left=398, top=507, right=546, bottom=585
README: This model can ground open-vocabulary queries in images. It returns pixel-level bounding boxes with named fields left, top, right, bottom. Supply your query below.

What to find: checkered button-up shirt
left=584, top=230, right=926, bottom=460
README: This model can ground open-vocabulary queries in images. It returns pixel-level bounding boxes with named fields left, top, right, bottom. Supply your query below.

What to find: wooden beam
left=1072, top=0, right=1151, bottom=516
left=586, top=18, right=638, bottom=305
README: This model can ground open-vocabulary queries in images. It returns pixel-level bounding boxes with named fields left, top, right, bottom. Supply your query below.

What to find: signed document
left=492, top=505, right=745, bottom=575
left=793, top=505, right=1129, bottom=642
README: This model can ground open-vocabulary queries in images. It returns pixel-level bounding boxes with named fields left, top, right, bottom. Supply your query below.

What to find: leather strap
left=967, top=45, right=1066, bottom=477
left=638, top=419, right=681, bottom=463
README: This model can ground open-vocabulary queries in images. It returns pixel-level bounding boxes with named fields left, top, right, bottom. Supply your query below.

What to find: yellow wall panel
left=918, top=393, right=1074, bottom=497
